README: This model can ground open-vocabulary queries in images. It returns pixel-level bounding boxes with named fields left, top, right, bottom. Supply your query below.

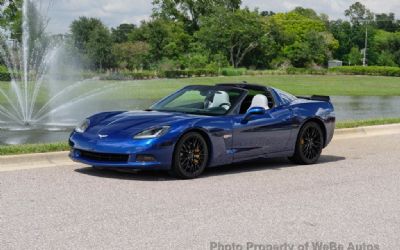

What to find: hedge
left=286, top=67, right=328, bottom=75
left=100, top=71, right=157, bottom=80
left=162, top=69, right=219, bottom=78
left=0, top=68, right=95, bottom=81
left=329, top=66, right=400, bottom=77
left=248, top=67, right=400, bottom=77
left=221, top=67, right=247, bottom=76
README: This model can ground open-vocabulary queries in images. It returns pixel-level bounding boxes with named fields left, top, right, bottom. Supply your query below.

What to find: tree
left=87, top=25, right=114, bottom=70
left=342, top=3, right=375, bottom=64
left=182, top=53, right=209, bottom=69
left=270, top=12, right=326, bottom=42
left=347, top=47, right=362, bottom=65
left=196, top=8, right=267, bottom=68
left=0, top=0, right=22, bottom=40
left=70, top=17, right=104, bottom=52
left=269, top=11, right=337, bottom=67
left=372, top=30, right=400, bottom=66
left=0, top=0, right=51, bottom=74
left=112, top=41, right=150, bottom=69
left=280, top=31, right=337, bottom=68
left=260, top=11, right=275, bottom=17
left=307, top=31, right=338, bottom=65
left=111, top=23, right=136, bottom=43
left=292, top=7, right=320, bottom=20
left=292, top=7, right=329, bottom=26
left=283, top=41, right=311, bottom=67
left=375, top=13, right=398, bottom=32
left=70, top=17, right=114, bottom=69
left=152, top=0, right=242, bottom=32
left=376, top=51, right=397, bottom=66
left=138, top=18, right=191, bottom=62
left=345, top=2, right=373, bottom=25
left=329, top=20, right=353, bottom=60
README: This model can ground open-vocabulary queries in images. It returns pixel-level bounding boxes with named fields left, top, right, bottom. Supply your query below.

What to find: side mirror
left=242, top=107, right=266, bottom=123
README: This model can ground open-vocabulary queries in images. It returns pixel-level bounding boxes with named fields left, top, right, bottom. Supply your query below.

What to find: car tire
left=289, top=121, right=324, bottom=165
left=170, top=132, right=209, bottom=179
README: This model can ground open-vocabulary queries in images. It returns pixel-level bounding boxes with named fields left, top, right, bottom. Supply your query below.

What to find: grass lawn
left=335, top=117, right=400, bottom=129
left=102, top=75, right=400, bottom=100
left=0, top=142, right=69, bottom=156
left=1, top=117, right=400, bottom=156
left=166, top=74, right=400, bottom=96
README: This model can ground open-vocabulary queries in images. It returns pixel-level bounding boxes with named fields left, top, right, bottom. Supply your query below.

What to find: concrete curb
left=333, top=123, right=400, bottom=139
left=1, top=123, right=400, bottom=171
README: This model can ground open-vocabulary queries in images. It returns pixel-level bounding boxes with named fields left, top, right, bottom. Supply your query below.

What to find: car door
left=232, top=105, right=294, bottom=160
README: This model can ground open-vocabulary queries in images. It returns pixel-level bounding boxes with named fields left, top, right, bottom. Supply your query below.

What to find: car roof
left=216, top=83, right=269, bottom=91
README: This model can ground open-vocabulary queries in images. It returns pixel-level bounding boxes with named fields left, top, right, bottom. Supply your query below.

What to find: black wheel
left=170, top=132, right=209, bottom=179
left=289, top=121, right=323, bottom=164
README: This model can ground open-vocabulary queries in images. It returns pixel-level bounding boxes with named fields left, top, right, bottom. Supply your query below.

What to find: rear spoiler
left=297, top=95, right=331, bottom=102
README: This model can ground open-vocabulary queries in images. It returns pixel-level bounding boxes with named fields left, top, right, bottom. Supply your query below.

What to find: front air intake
left=79, top=150, right=129, bottom=163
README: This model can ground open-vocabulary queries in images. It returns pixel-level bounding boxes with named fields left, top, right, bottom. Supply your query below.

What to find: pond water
left=1, top=96, right=400, bottom=145
left=332, top=96, right=400, bottom=120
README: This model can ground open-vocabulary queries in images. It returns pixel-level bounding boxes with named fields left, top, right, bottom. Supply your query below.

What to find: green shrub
left=329, top=66, right=400, bottom=77
left=163, top=69, right=218, bottom=78
left=286, top=67, right=327, bottom=75
left=0, top=65, right=11, bottom=81
left=100, top=71, right=157, bottom=80
left=246, top=70, right=286, bottom=75
left=81, top=71, right=99, bottom=79
left=221, top=67, right=247, bottom=76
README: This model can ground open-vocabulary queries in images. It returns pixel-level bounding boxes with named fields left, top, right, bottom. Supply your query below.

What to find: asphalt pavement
left=1, top=134, right=400, bottom=250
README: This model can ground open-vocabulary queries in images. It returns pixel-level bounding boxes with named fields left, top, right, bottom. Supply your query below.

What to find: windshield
left=150, top=85, right=246, bottom=116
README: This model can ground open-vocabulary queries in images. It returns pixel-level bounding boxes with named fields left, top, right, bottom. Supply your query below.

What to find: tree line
left=1, top=0, right=400, bottom=71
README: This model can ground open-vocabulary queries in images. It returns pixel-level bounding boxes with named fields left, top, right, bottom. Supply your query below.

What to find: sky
left=44, top=0, right=400, bottom=34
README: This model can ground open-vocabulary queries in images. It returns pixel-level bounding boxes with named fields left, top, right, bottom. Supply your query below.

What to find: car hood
left=85, top=111, right=197, bottom=137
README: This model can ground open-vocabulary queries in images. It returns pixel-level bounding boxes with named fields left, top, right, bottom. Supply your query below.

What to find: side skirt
left=207, top=150, right=294, bottom=168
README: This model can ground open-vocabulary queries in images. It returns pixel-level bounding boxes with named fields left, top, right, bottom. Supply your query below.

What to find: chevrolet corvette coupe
left=69, top=83, right=335, bottom=179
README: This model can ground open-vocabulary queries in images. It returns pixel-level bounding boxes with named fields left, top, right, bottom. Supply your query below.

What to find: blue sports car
left=69, top=83, right=335, bottom=179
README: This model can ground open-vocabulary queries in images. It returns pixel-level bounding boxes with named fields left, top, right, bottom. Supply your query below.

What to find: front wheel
left=289, top=122, right=323, bottom=165
left=170, top=132, right=209, bottom=179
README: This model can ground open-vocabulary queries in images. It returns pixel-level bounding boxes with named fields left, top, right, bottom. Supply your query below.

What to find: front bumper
left=69, top=132, right=175, bottom=169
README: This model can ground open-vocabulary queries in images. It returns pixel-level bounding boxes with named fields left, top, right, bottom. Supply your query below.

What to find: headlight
left=75, top=119, right=90, bottom=133
left=134, top=126, right=170, bottom=139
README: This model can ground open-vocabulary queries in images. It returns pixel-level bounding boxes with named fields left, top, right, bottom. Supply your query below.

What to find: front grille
left=79, top=150, right=129, bottom=163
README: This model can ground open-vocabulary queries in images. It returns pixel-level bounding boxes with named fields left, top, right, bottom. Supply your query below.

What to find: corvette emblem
left=98, top=134, right=108, bottom=139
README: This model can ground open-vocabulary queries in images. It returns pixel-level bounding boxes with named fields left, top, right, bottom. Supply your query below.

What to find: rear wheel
left=289, top=121, right=323, bottom=164
left=170, top=132, right=209, bottom=179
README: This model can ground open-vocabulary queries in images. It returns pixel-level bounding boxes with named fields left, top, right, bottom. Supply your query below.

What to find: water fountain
left=0, top=0, right=116, bottom=144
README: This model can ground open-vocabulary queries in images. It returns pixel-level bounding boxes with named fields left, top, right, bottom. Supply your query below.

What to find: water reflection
left=332, top=96, right=400, bottom=120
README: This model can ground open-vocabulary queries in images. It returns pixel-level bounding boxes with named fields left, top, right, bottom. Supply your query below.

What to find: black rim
left=178, top=136, right=207, bottom=174
left=300, top=126, right=322, bottom=160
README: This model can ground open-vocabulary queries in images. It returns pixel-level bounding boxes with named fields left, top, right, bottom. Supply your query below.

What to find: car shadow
left=74, top=155, right=345, bottom=181
left=203, top=155, right=345, bottom=178
left=74, top=167, right=176, bottom=181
